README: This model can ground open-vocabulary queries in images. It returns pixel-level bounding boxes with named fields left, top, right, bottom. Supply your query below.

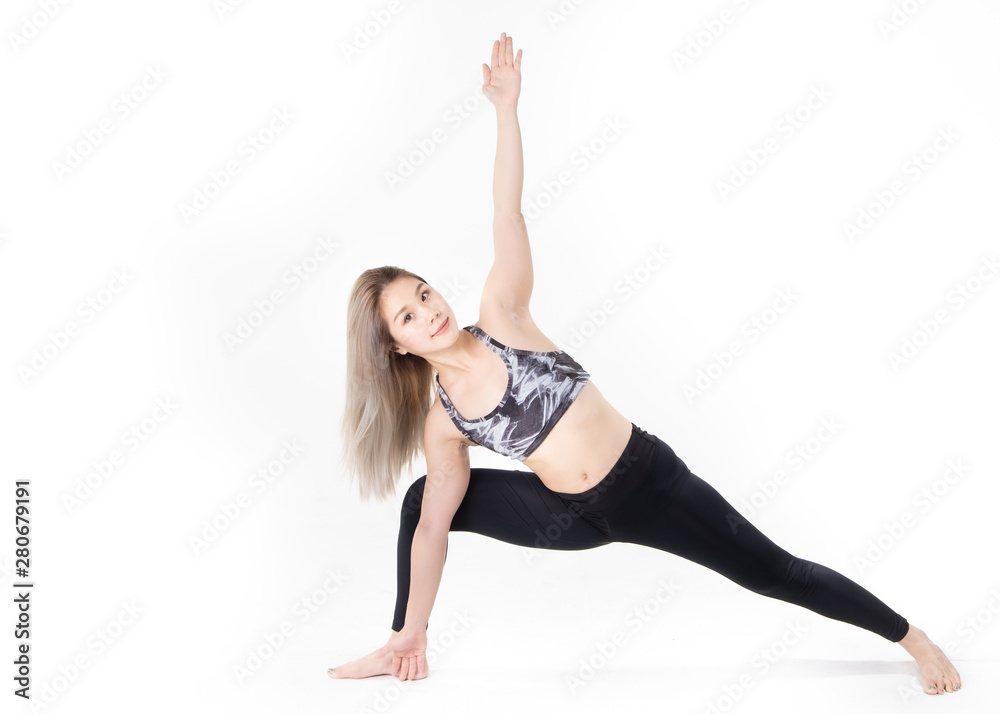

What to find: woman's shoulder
left=473, top=303, right=561, bottom=352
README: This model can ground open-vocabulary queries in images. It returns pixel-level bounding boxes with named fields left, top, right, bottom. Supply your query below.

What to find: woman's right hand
left=376, top=626, right=429, bottom=680
left=482, top=31, right=522, bottom=108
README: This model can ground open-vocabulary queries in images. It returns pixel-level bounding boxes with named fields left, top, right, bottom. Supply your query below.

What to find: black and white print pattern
left=434, top=324, right=590, bottom=461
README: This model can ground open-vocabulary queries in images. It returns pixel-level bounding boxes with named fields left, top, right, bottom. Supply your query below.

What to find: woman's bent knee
left=399, top=475, right=427, bottom=526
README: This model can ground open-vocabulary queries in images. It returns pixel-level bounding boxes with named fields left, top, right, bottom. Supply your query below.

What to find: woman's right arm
left=378, top=524, right=450, bottom=681
left=382, top=414, right=471, bottom=679
left=402, top=524, right=450, bottom=631
left=402, top=427, right=470, bottom=628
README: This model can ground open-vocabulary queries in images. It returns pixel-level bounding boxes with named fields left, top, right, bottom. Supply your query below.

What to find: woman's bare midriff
left=521, top=380, right=634, bottom=495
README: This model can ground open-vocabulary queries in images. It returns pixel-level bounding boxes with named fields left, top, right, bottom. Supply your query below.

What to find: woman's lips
left=433, top=317, right=449, bottom=336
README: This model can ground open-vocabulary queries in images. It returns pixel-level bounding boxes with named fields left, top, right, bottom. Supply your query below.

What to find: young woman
left=330, top=33, right=961, bottom=695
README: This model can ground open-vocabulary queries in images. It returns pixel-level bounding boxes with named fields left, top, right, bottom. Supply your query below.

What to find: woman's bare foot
left=898, top=624, right=962, bottom=694
left=328, top=647, right=394, bottom=679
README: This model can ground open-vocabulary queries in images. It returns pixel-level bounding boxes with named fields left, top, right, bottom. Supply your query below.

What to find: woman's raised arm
left=482, top=32, right=532, bottom=314
left=483, top=31, right=523, bottom=210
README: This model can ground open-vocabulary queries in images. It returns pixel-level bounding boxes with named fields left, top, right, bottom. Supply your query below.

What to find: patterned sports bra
left=433, top=324, right=590, bottom=461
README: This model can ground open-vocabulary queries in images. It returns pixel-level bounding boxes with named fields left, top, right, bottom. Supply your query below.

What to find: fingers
left=388, top=653, right=426, bottom=681
left=498, top=33, right=520, bottom=72
left=391, top=651, right=408, bottom=680
left=494, top=32, right=516, bottom=68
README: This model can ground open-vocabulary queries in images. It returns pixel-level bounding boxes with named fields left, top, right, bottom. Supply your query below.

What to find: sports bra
left=433, top=324, right=590, bottom=461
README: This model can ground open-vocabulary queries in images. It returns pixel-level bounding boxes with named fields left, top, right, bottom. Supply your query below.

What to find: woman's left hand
left=482, top=32, right=522, bottom=108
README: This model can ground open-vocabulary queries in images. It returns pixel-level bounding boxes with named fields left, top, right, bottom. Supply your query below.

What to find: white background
left=2, top=1, right=997, bottom=712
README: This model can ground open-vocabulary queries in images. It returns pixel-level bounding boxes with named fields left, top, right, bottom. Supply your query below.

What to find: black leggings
left=393, top=423, right=910, bottom=643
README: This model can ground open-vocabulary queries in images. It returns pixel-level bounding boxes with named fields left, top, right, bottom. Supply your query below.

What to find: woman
left=330, top=33, right=961, bottom=695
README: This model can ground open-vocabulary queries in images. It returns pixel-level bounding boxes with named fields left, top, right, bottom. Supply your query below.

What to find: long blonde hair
left=338, top=266, right=436, bottom=502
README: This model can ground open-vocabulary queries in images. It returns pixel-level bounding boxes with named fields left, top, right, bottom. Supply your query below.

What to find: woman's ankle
left=899, top=624, right=931, bottom=652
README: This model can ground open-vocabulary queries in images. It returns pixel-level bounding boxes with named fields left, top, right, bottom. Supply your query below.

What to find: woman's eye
left=403, top=292, right=429, bottom=324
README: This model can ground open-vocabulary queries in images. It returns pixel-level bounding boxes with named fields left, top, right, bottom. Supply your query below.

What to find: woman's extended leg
left=620, top=466, right=909, bottom=639
left=597, top=435, right=961, bottom=693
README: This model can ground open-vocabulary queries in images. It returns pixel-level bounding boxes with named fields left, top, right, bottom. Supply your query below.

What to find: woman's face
left=381, top=276, right=454, bottom=356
